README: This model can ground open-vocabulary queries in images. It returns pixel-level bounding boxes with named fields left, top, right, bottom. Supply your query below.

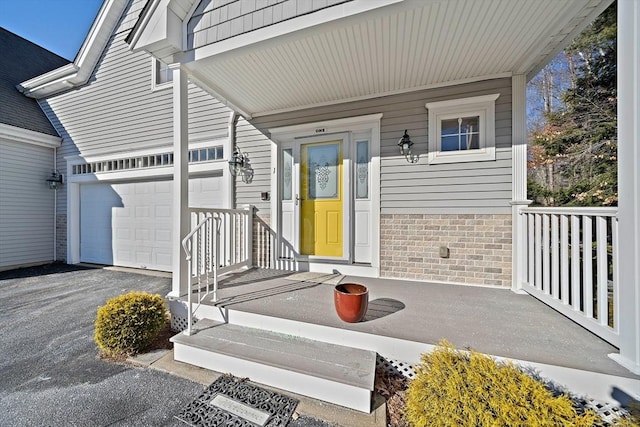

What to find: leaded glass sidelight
left=282, top=149, right=293, bottom=200
left=356, top=141, right=369, bottom=199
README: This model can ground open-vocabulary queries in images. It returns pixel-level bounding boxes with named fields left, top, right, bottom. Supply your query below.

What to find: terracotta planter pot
left=333, top=283, right=369, bottom=323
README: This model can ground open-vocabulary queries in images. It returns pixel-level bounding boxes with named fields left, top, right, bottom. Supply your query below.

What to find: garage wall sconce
left=398, top=129, right=418, bottom=163
left=46, top=170, right=64, bottom=190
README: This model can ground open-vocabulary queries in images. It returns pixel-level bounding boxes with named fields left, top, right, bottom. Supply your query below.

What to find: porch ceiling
left=184, top=0, right=611, bottom=117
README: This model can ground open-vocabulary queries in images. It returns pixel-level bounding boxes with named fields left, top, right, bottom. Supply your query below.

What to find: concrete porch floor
left=189, top=268, right=637, bottom=383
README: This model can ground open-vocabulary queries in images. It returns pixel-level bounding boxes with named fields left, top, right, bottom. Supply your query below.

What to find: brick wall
left=380, top=214, right=512, bottom=287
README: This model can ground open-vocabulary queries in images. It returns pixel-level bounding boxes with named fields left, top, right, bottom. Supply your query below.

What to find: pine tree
left=528, top=3, right=617, bottom=206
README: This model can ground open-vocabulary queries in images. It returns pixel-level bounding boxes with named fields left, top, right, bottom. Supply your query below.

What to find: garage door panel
left=80, top=176, right=223, bottom=272
left=156, top=229, right=171, bottom=242
left=155, top=205, right=171, bottom=217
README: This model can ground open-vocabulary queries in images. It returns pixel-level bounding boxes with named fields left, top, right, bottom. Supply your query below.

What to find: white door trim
left=269, top=114, right=382, bottom=276
left=293, top=133, right=351, bottom=262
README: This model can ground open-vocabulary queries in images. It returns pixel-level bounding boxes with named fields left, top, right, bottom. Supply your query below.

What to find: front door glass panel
left=300, top=141, right=342, bottom=257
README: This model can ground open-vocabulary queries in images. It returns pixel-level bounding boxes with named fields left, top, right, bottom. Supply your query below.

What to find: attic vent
left=72, top=146, right=224, bottom=175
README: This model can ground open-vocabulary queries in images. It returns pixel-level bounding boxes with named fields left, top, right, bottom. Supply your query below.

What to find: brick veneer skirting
left=380, top=214, right=512, bottom=287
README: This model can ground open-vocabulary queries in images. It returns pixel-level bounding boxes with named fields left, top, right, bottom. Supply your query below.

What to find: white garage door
left=80, top=176, right=223, bottom=271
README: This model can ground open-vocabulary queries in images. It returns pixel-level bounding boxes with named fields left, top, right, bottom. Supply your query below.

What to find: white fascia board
left=127, top=0, right=161, bottom=50
left=17, top=0, right=128, bottom=99
left=0, top=123, right=61, bottom=148
left=189, top=0, right=404, bottom=62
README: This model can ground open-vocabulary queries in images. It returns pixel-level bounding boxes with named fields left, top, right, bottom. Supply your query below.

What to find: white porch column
left=169, top=63, right=190, bottom=298
left=610, top=0, right=640, bottom=375
left=511, top=74, right=530, bottom=293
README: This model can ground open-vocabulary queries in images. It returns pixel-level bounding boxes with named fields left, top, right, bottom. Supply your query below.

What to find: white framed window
left=151, top=59, right=173, bottom=90
left=426, top=93, right=499, bottom=164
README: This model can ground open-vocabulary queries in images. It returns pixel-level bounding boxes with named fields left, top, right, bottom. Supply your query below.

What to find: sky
left=0, top=0, right=103, bottom=61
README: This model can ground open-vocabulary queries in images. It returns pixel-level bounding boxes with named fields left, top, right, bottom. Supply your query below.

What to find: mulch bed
left=374, top=368, right=409, bottom=427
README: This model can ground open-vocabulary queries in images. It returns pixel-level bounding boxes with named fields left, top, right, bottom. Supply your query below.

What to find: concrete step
left=171, top=319, right=376, bottom=413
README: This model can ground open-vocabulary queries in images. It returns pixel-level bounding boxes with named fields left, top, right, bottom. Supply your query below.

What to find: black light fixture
left=398, top=129, right=417, bottom=163
left=46, top=170, right=63, bottom=190
left=228, top=148, right=246, bottom=177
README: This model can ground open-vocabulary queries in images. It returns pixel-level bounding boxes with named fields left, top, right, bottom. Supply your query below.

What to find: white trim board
left=0, top=123, right=61, bottom=148
left=269, top=113, right=382, bottom=275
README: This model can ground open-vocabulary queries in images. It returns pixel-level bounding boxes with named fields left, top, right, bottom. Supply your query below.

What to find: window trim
left=151, top=59, right=173, bottom=91
left=426, top=93, right=499, bottom=164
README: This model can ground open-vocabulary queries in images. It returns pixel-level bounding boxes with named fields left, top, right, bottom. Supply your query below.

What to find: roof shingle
left=0, top=28, right=70, bottom=136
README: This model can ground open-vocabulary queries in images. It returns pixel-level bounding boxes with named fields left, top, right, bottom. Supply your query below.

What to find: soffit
left=184, top=0, right=611, bottom=117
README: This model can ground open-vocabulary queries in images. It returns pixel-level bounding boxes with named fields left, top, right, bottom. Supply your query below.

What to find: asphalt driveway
left=0, top=264, right=336, bottom=427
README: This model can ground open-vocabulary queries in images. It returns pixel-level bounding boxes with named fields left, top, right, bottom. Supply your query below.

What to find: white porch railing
left=181, top=207, right=254, bottom=335
left=520, top=207, right=619, bottom=346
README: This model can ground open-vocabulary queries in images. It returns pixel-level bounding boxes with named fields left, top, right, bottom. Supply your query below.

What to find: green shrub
left=405, top=341, right=600, bottom=427
left=94, top=291, right=167, bottom=356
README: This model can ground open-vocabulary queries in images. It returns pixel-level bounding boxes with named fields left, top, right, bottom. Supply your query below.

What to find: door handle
left=295, top=194, right=300, bottom=205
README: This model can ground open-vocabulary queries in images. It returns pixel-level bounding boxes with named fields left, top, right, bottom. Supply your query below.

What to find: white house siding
left=38, top=0, right=232, bottom=261
left=0, top=139, right=54, bottom=269
left=239, top=78, right=513, bottom=285
left=187, top=0, right=352, bottom=49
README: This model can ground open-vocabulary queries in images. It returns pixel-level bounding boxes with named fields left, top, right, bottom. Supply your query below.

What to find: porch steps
left=171, top=318, right=376, bottom=413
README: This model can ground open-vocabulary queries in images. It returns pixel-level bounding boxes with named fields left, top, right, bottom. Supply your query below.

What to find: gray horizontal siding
left=242, top=77, right=512, bottom=216
left=0, top=140, right=54, bottom=268
left=118, top=0, right=147, bottom=34
left=40, top=0, right=232, bottom=213
left=235, top=116, right=272, bottom=214
left=187, top=0, right=351, bottom=49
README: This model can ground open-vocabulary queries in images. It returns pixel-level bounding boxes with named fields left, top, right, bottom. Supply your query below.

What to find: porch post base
left=510, top=199, right=531, bottom=294
left=608, top=353, right=640, bottom=376
left=166, top=290, right=183, bottom=299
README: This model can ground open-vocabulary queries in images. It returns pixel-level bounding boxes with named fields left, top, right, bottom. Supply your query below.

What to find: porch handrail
left=189, top=206, right=254, bottom=275
left=520, top=206, right=617, bottom=217
left=181, top=215, right=220, bottom=336
left=519, top=206, right=619, bottom=346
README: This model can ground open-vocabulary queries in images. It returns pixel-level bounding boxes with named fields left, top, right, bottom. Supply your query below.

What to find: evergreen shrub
left=94, top=291, right=166, bottom=356
left=404, top=341, right=600, bottom=427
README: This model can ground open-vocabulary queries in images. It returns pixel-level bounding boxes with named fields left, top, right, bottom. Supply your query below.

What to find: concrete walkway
left=0, top=264, right=340, bottom=427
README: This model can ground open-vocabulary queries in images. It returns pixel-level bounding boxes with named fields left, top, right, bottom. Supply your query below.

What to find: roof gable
left=17, top=0, right=129, bottom=99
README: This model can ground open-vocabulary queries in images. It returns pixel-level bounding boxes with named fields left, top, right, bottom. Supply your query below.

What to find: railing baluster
left=583, top=215, right=593, bottom=318
left=560, top=214, right=569, bottom=304
left=551, top=214, right=559, bottom=299
left=535, top=214, right=542, bottom=291
left=571, top=215, right=581, bottom=311
left=527, top=214, right=534, bottom=285
left=542, top=214, right=550, bottom=295
left=612, top=216, right=619, bottom=332
left=596, top=216, right=608, bottom=326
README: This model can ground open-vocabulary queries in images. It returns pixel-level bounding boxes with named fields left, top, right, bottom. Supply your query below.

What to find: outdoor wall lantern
left=228, top=147, right=253, bottom=183
left=228, top=148, right=246, bottom=176
left=46, top=170, right=63, bottom=190
left=398, top=129, right=418, bottom=163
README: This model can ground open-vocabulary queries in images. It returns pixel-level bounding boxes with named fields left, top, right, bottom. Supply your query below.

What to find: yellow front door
left=300, top=140, right=343, bottom=257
